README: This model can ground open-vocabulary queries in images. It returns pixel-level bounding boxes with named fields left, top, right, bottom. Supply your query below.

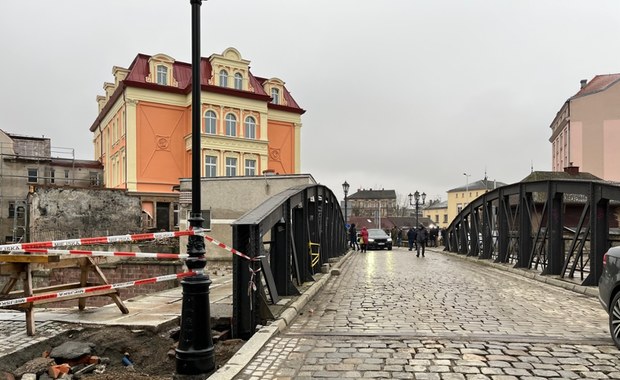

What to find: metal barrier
left=231, top=184, right=347, bottom=339
left=445, top=180, right=620, bottom=286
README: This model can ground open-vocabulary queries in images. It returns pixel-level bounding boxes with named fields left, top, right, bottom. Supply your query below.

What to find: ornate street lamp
left=342, top=180, right=349, bottom=224
left=408, top=190, right=426, bottom=229
left=176, top=0, right=215, bottom=376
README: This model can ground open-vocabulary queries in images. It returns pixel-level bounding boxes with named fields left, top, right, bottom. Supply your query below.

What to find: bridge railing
left=445, top=180, right=620, bottom=286
left=231, top=184, right=347, bottom=339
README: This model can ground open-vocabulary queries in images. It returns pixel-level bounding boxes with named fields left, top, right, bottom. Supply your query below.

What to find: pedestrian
left=429, top=228, right=437, bottom=247
left=407, top=227, right=416, bottom=251
left=360, top=226, right=369, bottom=253
left=416, top=225, right=428, bottom=257
left=397, top=228, right=403, bottom=247
left=391, top=226, right=398, bottom=247
left=349, top=223, right=359, bottom=251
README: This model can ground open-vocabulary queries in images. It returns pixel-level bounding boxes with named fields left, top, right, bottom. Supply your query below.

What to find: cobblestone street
left=237, top=248, right=620, bottom=379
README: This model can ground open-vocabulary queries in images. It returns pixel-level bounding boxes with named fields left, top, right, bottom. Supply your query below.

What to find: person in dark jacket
left=416, top=225, right=428, bottom=257
left=349, top=223, right=359, bottom=251
left=407, top=227, right=416, bottom=251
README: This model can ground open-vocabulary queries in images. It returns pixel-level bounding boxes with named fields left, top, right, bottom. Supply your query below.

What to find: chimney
left=564, top=162, right=579, bottom=175
left=580, top=79, right=587, bottom=89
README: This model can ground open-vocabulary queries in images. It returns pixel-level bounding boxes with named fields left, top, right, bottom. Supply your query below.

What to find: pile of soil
left=2, top=326, right=245, bottom=380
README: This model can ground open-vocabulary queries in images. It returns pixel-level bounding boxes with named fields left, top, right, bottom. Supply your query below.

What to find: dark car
left=598, top=246, right=620, bottom=348
left=367, top=228, right=392, bottom=250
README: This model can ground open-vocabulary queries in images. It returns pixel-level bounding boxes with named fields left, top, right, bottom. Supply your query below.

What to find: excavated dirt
left=2, top=326, right=245, bottom=379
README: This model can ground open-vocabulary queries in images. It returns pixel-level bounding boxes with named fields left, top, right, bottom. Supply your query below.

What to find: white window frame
left=225, top=114, right=237, bottom=137
left=225, top=157, right=237, bottom=176
left=271, top=88, right=280, bottom=104
left=234, top=73, right=243, bottom=90
left=205, top=155, right=217, bottom=177
left=245, top=159, right=256, bottom=176
left=219, top=69, right=228, bottom=87
left=244, top=116, right=256, bottom=139
left=156, top=65, right=168, bottom=85
left=204, top=111, right=217, bottom=134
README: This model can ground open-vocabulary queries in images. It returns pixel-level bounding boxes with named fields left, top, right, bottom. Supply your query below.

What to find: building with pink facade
left=549, top=74, right=620, bottom=181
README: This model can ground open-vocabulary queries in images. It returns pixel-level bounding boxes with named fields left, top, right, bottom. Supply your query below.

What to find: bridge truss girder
left=445, top=180, right=620, bottom=286
left=231, top=184, right=347, bottom=339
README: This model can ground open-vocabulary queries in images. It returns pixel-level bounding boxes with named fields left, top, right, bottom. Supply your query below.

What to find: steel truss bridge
left=445, top=179, right=620, bottom=287
left=231, top=184, right=347, bottom=339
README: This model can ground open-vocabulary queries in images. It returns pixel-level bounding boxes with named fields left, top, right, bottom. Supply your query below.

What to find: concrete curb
left=209, top=250, right=354, bottom=380
left=438, top=249, right=600, bottom=298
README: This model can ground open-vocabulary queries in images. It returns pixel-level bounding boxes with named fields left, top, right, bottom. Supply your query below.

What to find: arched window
left=204, top=111, right=217, bottom=134
left=156, top=65, right=168, bottom=85
left=225, top=114, right=237, bottom=136
left=271, top=88, right=280, bottom=104
left=244, top=116, right=256, bottom=139
left=234, top=73, right=243, bottom=90
left=219, top=70, right=228, bottom=87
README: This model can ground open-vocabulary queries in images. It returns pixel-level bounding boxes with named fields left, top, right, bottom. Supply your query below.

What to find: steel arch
left=445, top=180, right=620, bottom=286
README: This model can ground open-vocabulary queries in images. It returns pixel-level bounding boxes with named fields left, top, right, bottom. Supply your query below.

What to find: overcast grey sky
left=2, top=1, right=620, bottom=204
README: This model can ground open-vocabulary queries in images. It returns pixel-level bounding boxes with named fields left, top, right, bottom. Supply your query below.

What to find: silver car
left=598, top=246, right=620, bottom=348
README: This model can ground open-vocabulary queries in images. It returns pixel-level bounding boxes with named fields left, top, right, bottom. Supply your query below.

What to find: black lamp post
left=342, top=180, right=349, bottom=224
left=408, top=190, right=426, bottom=229
left=175, top=0, right=215, bottom=376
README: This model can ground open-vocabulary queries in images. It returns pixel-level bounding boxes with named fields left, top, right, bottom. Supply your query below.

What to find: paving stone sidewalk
left=236, top=247, right=620, bottom=379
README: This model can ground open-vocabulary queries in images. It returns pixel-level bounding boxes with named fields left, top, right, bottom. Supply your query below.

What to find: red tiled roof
left=571, top=73, right=620, bottom=99
left=91, top=53, right=304, bottom=131
left=255, top=77, right=304, bottom=113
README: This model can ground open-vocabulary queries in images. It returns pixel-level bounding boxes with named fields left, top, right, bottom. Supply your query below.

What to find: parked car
left=598, top=246, right=620, bottom=348
left=367, top=228, right=392, bottom=250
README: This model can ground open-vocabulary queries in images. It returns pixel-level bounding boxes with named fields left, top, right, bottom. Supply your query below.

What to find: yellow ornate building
left=446, top=178, right=506, bottom=225
left=90, top=48, right=305, bottom=230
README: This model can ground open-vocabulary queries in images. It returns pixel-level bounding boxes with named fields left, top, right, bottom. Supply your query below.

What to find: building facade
left=0, top=130, right=103, bottom=243
left=549, top=75, right=620, bottom=181
left=347, top=189, right=397, bottom=218
left=446, top=178, right=506, bottom=225
left=178, top=174, right=316, bottom=259
left=90, top=48, right=305, bottom=231
left=423, top=200, right=449, bottom=229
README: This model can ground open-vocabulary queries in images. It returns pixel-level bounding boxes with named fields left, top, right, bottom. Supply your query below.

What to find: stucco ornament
left=155, top=135, right=170, bottom=151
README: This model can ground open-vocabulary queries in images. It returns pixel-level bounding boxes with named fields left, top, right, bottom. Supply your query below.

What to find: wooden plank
left=79, top=262, right=89, bottom=311
left=0, top=263, right=23, bottom=275
left=0, top=254, right=60, bottom=263
left=31, top=257, right=87, bottom=270
left=88, top=258, right=128, bottom=313
left=24, top=264, right=35, bottom=336
left=7, top=282, right=84, bottom=296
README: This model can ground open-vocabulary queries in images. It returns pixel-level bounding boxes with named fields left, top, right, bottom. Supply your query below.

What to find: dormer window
left=145, top=54, right=178, bottom=87
left=234, top=73, right=243, bottom=90
left=271, top=88, right=280, bottom=104
left=219, top=70, right=228, bottom=87
left=156, top=65, right=168, bottom=85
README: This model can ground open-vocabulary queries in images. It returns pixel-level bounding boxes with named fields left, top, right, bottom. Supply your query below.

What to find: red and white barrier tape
left=0, top=229, right=260, bottom=262
left=0, top=271, right=196, bottom=308
left=202, top=235, right=259, bottom=262
left=11, top=248, right=188, bottom=260
left=0, top=229, right=209, bottom=252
